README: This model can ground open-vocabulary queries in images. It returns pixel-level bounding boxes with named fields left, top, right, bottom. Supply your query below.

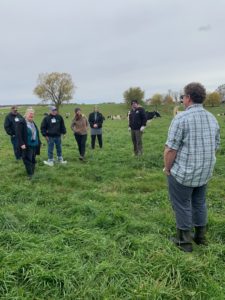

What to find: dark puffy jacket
left=41, top=114, right=66, bottom=137
left=129, top=107, right=147, bottom=130
left=88, top=112, right=104, bottom=128
left=4, top=113, right=24, bottom=136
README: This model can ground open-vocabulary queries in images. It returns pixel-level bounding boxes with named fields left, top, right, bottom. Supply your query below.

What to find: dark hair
left=184, top=82, right=206, bottom=104
left=74, top=107, right=81, bottom=113
left=131, top=100, right=138, bottom=105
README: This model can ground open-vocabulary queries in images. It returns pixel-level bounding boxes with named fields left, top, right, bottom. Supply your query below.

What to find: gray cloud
left=0, top=0, right=225, bottom=105
left=198, top=25, right=211, bottom=31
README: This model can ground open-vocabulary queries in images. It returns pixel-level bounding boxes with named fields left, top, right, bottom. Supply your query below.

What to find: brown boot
left=193, top=226, right=207, bottom=245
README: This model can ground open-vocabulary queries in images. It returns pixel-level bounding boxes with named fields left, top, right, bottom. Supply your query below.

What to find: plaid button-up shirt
left=166, top=104, right=220, bottom=187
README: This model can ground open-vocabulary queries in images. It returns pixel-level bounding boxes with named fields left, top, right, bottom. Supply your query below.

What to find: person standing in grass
left=164, top=82, right=220, bottom=252
left=128, top=100, right=147, bottom=156
left=4, top=105, right=24, bottom=161
left=41, top=106, right=67, bottom=166
left=88, top=106, right=104, bottom=149
left=71, top=108, right=88, bottom=161
left=16, top=108, right=41, bottom=180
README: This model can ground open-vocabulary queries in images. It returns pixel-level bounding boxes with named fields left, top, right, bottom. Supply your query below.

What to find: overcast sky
left=0, top=0, right=225, bottom=105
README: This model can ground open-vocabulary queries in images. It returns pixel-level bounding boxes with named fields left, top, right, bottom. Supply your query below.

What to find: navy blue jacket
left=41, top=114, right=66, bottom=137
left=4, top=113, right=24, bottom=136
left=129, top=107, right=147, bottom=130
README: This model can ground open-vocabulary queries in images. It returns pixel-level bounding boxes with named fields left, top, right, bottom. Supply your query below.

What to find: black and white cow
left=107, top=114, right=122, bottom=120
left=145, top=111, right=161, bottom=120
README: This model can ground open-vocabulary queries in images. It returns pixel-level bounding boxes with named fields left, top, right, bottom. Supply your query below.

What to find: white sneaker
left=59, top=160, right=67, bottom=164
left=44, top=160, right=54, bottom=166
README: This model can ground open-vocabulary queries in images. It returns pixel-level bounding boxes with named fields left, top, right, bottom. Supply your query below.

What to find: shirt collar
left=186, top=104, right=203, bottom=111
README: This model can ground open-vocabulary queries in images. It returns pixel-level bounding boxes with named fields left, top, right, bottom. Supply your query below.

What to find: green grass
left=0, top=103, right=225, bottom=299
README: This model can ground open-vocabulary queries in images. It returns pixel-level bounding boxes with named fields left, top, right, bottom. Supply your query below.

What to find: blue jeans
left=47, top=136, right=62, bottom=160
left=11, top=136, right=21, bottom=159
left=167, top=175, right=207, bottom=230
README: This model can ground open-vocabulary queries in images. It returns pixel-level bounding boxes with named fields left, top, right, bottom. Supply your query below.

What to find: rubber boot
left=193, top=226, right=207, bottom=245
left=171, top=229, right=193, bottom=252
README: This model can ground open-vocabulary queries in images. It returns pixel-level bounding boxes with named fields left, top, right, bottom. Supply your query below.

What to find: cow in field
left=107, top=114, right=122, bottom=120
left=65, top=112, right=70, bottom=118
left=145, top=111, right=161, bottom=121
left=217, top=112, right=225, bottom=116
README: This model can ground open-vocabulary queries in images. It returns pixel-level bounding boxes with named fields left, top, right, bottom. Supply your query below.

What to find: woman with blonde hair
left=16, top=108, right=41, bottom=179
left=71, top=108, right=88, bottom=161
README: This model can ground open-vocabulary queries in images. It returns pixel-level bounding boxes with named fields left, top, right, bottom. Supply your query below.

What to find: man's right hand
left=163, top=167, right=171, bottom=176
left=21, top=144, right=26, bottom=150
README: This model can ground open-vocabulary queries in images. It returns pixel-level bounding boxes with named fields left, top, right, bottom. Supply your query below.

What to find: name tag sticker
left=15, top=117, right=19, bottom=122
left=51, top=118, right=56, bottom=123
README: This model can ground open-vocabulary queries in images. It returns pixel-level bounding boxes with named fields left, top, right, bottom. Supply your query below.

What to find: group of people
left=4, top=101, right=147, bottom=178
left=4, top=105, right=105, bottom=178
left=3, top=82, right=220, bottom=252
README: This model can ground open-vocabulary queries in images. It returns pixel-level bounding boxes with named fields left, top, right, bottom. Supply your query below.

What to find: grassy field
left=0, top=103, right=224, bottom=299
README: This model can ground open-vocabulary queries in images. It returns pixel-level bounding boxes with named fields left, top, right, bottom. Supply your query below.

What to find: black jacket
left=129, top=107, right=147, bottom=130
left=88, top=112, right=104, bottom=129
left=40, top=114, right=66, bottom=137
left=4, top=112, right=24, bottom=136
left=16, top=119, right=41, bottom=155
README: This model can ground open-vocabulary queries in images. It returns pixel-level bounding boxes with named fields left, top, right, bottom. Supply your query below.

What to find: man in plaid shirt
left=164, top=82, right=220, bottom=252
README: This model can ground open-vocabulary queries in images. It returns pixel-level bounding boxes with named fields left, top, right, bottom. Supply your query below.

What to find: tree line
left=33, top=72, right=225, bottom=110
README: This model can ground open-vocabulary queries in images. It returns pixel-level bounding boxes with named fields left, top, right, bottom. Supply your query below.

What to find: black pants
left=74, top=133, right=87, bottom=157
left=22, top=146, right=36, bottom=176
left=91, top=134, right=102, bottom=149
left=11, top=136, right=21, bottom=159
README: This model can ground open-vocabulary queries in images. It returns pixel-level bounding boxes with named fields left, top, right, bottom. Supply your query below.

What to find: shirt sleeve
left=40, top=117, right=47, bottom=136
left=60, top=116, right=67, bottom=134
left=165, top=118, right=183, bottom=150
left=141, top=108, right=147, bottom=126
left=215, top=125, right=220, bottom=150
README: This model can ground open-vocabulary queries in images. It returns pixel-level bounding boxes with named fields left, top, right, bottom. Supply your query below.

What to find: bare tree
left=34, top=72, right=75, bottom=110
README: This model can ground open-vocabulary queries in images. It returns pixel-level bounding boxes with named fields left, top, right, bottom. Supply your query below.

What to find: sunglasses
left=180, top=94, right=190, bottom=100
